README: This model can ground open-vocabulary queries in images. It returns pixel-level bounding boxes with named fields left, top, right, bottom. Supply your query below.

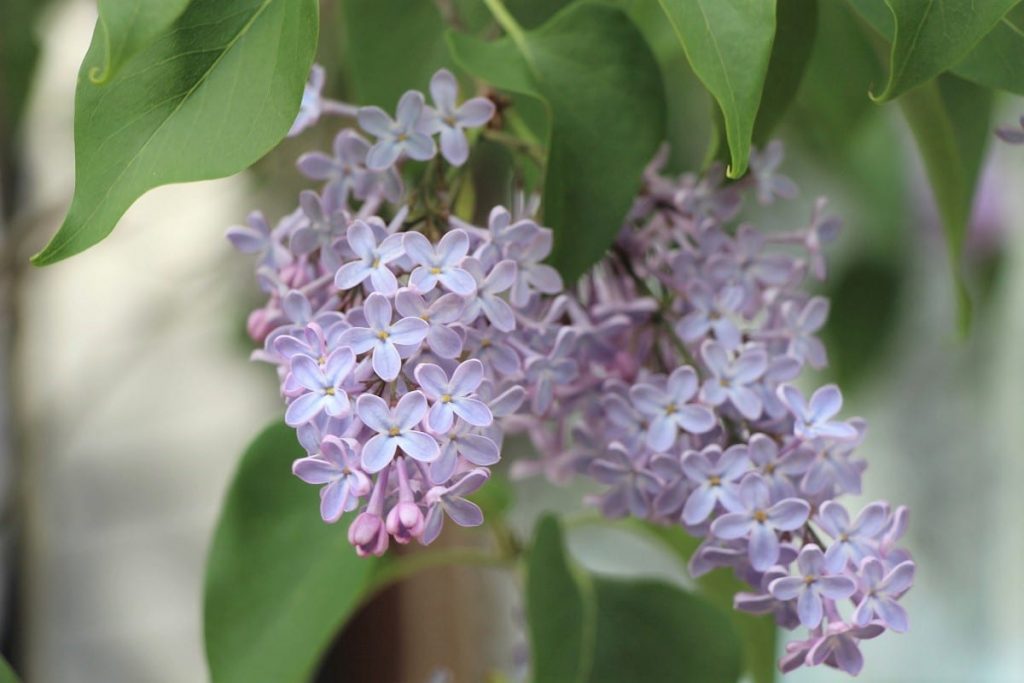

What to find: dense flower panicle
left=230, top=67, right=914, bottom=677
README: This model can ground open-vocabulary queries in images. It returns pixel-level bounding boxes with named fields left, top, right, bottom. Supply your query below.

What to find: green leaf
left=204, top=422, right=377, bottom=683
left=657, top=0, right=776, bottom=177
left=89, top=0, right=190, bottom=84
left=753, top=0, right=818, bottom=144
left=898, top=74, right=993, bottom=332
left=448, top=2, right=666, bottom=282
left=340, top=0, right=451, bottom=108
left=0, top=656, right=20, bottom=683
left=527, top=516, right=591, bottom=683
left=526, top=516, right=743, bottom=683
left=32, top=0, right=318, bottom=266
left=0, top=0, right=51, bottom=141
left=851, top=0, right=1019, bottom=101
left=953, top=4, right=1024, bottom=95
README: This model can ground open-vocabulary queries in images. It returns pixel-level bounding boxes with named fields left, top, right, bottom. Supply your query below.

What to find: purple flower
left=805, top=197, right=842, bottom=280
left=817, top=500, right=888, bottom=568
left=806, top=622, right=885, bottom=676
left=769, top=545, right=856, bottom=628
left=590, top=443, right=661, bottom=518
left=291, top=190, right=346, bottom=255
left=505, top=225, right=563, bottom=306
left=334, top=220, right=405, bottom=295
left=630, top=366, right=716, bottom=451
left=404, top=229, right=477, bottom=296
left=424, top=68, right=495, bottom=166
left=524, top=328, right=578, bottom=415
left=284, top=349, right=356, bottom=426
left=461, top=258, right=518, bottom=332
left=430, top=421, right=499, bottom=483
left=710, top=475, right=810, bottom=570
left=288, top=64, right=327, bottom=137
left=338, top=293, right=428, bottom=381
left=395, top=289, right=465, bottom=359
left=226, top=211, right=289, bottom=267
left=777, top=384, right=858, bottom=441
left=292, top=437, right=370, bottom=522
left=780, top=297, right=829, bottom=370
left=853, top=557, right=914, bottom=632
left=356, top=391, right=439, bottom=472
left=464, top=324, right=521, bottom=375
left=699, top=341, right=767, bottom=420
left=297, top=129, right=403, bottom=205
left=747, top=434, right=812, bottom=499
left=358, top=90, right=436, bottom=170
left=422, top=468, right=489, bottom=544
left=675, top=282, right=744, bottom=349
left=414, top=359, right=493, bottom=432
left=748, top=141, right=798, bottom=204
left=680, top=445, right=749, bottom=525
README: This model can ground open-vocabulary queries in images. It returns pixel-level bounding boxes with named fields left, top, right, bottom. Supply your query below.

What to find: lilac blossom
left=817, top=501, right=889, bottom=567
left=338, top=293, right=428, bottom=381
left=777, top=384, right=859, bottom=441
left=292, top=437, right=371, bottom=522
left=424, top=69, right=495, bottom=166
left=297, top=129, right=403, bottom=205
left=414, top=360, right=493, bottom=433
left=356, top=392, right=439, bottom=472
left=769, top=545, right=856, bottom=628
left=699, top=341, right=768, bottom=420
left=680, top=445, right=749, bottom=525
left=284, top=349, right=355, bottom=426
left=404, top=229, right=477, bottom=296
left=589, top=443, right=661, bottom=518
left=422, top=469, right=489, bottom=544
left=395, top=289, right=465, bottom=358
left=334, top=220, right=405, bottom=295
left=358, top=90, right=436, bottom=170
left=853, top=558, right=914, bottom=632
left=630, top=366, right=716, bottom=451
left=711, top=475, right=810, bottom=570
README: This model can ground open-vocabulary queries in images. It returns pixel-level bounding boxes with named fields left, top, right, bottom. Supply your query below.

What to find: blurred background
left=1, top=0, right=1023, bottom=681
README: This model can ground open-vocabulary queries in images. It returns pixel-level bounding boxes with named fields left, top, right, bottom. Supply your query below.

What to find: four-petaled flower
left=853, top=557, right=914, bottom=632
left=338, top=293, right=428, bottom=381
left=817, top=500, right=889, bottom=568
left=777, top=384, right=858, bottom=441
left=769, top=544, right=856, bottom=628
left=424, top=69, right=495, bottom=166
left=710, top=474, right=810, bottom=570
left=404, top=229, right=477, bottom=296
left=334, top=220, right=405, bottom=295
left=356, top=392, right=439, bottom=472
left=630, top=366, right=716, bottom=451
left=358, top=90, right=436, bottom=170
left=699, top=341, right=768, bottom=420
left=422, top=468, right=490, bottom=544
left=284, top=349, right=356, bottom=427
left=292, top=436, right=371, bottom=522
left=680, top=444, right=749, bottom=525
left=415, top=359, right=493, bottom=433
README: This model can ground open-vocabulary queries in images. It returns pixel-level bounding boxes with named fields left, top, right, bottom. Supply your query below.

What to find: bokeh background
left=1, top=1, right=1023, bottom=681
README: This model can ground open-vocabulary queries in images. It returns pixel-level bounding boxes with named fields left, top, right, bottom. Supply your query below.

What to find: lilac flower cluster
left=231, top=66, right=914, bottom=676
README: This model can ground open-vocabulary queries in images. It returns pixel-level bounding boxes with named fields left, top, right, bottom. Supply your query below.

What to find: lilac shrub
left=229, top=66, right=915, bottom=676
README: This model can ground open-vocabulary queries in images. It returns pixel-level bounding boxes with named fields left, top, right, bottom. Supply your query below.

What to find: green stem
left=481, top=128, right=545, bottom=166
left=483, top=0, right=534, bottom=69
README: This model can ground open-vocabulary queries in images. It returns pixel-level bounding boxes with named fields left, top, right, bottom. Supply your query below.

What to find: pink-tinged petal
left=414, top=363, right=449, bottom=398
left=403, top=231, right=435, bottom=266
left=430, top=448, right=458, bottom=484
left=439, top=127, right=469, bottom=165
left=428, top=325, right=463, bottom=358
left=285, top=392, right=324, bottom=426
left=484, top=259, right=518, bottom=293
left=445, top=497, right=483, bottom=527
left=363, top=293, right=393, bottom=330
left=389, top=317, right=429, bottom=346
left=346, top=220, right=377, bottom=259
left=482, top=296, right=516, bottom=332
left=226, top=225, right=265, bottom=253
left=361, top=434, right=397, bottom=473
left=630, top=384, right=666, bottom=416
left=357, top=106, right=392, bottom=137
left=809, top=384, right=843, bottom=421
left=451, top=359, right=484, bottom=394
left=646, top=416, right=677, bottom=451
left=768, top=499, right=810, bottom=531
left=832, top=635, right=864, bottom=676
left=700, top=341, right=730, bottom=377
left=489, top=386, right=525, bottom=417
left=427, top=402, right=455, bottom=433
left=439, top=267, right=477, bottom=296
left=527, top=264, right=562, bottom=294
left=796, top=588, right=823, bottom=628
left=409, top=267, right=439, bottom=293
left=877, top=598, right=909, bottom=632
left=730, top=387, right=763, bottom=420
left=818, top=576, right=856, bottom=600
left=337, top=327, right=377, bottom=354
left=320, top=479, right=350, bottom=523
left=667, top=366, right=699, bottom=401
left=356, top=393, right=391, bottom=432
left=368, top=265, right=399, bottom=296
left=367, top=139, right=401, bottom=171
left=748, top=523, right=780, bottom=570
left=769, top=576, right=804, bottom=601
left=292, top=457, right=340, bottom=485
left=682, top=486, right=717, bottom=525
left=677, top=404, right=717, bottom=434
left=395, top=390, right=428, bottom=429
left=335, top=261, right=371, bottom=290
left=853, top=597, right=875, bottom=627
left=458, top=434, right=500, bottom=465
left=710, top=512, right=753, bottom=540
left=395, top=90, right=425, bottom=128
left=429, top=68, right=458, bottom=113
left=404, top=132, right=437, bottom=161
left=291, top=355, right=325, bottom=392
left=457, top=97, right=495, bottom=127
left=454, top=398, right=492, bottom=427
left=807, top=637, right=833, bottom=668
left=398, top=430, right=440, bottom=462
left=881, top=561, right=916, bottom=595
left=421, top=504, right=444, bottom=544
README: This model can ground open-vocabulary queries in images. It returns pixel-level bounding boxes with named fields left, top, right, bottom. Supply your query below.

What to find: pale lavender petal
left=797, top=588, right=823, bottom=627
left=677, top=404, right=717, bottom=433
left=809, top=384, right=843, bottom=421
left=457, top=434, right=500, bottom=465
left=357, top=106, right=392, bottom=137
left=451, top=359, right=484, bottom=394
left=439, top=267, right=477, bottom=296
left=285, top=392, right=324, bottom=426
left=356, top=394, right=392, bottom=432
left=730, top=387, right=763, bottom=420
left=361, top=434, right=397, bottom=472
left=667, top=366, right=699, bottom=401
left=367, top=139, right=401, bottom=171
left=409, top=267, right=439, bottom=293
left=748, top=523, right=780, bottom=570
left=882, top=561, right=916, bottom=594
left=337, top=327, right=377, bottom=354
left=833, top=636, right=865, bottom=675
left=769, top=576, right=804, bottom=601
left=398, top=430, right=440, bottom=462
left=446, top=497, right=484, bottom=527
left=292, top=457, right=339, bottom=485
left=414, top=363, right=448, bottom=398
left=404, top=132, right=437, bottom=161
left=403, top=231, right=435, bottom=266
left=440, top=127, right=470, bottom=165
left=710, top=512, right=753, bottom=540
left=819, top=576, right=856, bottom=600
left=335, top=261, right=371, bottom=290
left=368, top=265, right=399, bottom=295
left=389, top=317, right=429, bottom=345
left=347, top=220, right=377, bottom=259
left=428, top=402, right=456, bottom=433
left=682, top=486, right=717, bottom=525
left=290, top=355, right=325, bottom=392
left=482, top=296, right=516, bottom=332
left=320, top=479, right=350, bottom=523
left=428, top=325, right=463, bottom=358
left=646, top=416, right=677, bottom=451
left=364, top=293, right=393, bottom=330
left=768, top=499, right=810, bottom=531
left=453, top=398, right=492, bottom=427
left=395, top=390, right=428, bottom=429
left=457, top=97, right=495, bottom=127
left=877, top=598, right=909, bottom=632
left=429, top=68, right=458, bottom=113
left=395, top=90, right=424, bottom=128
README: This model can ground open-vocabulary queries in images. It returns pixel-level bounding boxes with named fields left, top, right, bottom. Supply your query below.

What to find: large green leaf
left=526, top=516, right=743, bottom=683
left=953, top=4, right=1024, bottom=95
left=32, top=0, right=318, bottom=265
left=204, top=422, right=378, bottom=683
left=340, top=0, right=451, bottom=108
left=753, top=0, right=818, bottom=144
left=88, top=0, right=190, bottom=84
left=0, top=656, right=19, bottom=683
left=899, top=74, right=993, bottom=331
left=657, top=0, right=776, bottom=177
left=848, top=0, right=1020, bottom=101
left=447, top=2, right=666, bottom=282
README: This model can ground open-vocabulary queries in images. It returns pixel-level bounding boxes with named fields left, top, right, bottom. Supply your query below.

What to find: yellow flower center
left=388, top=426, right=401, bottom=437
left=377, top=330, right=390, bottom=340
left=753, top=509, right=768, bottom=523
